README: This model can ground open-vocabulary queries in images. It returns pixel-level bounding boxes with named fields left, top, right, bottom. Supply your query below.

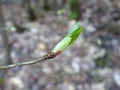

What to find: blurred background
left=0, top=0, right=120, bottom=90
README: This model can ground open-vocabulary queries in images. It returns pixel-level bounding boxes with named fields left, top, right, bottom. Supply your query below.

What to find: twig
left=0, top=22, right=84, bottom=70
left=0, top=54, right=50, bottom=70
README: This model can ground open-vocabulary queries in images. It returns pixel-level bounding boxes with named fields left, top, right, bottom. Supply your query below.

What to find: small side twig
left=0, top=54, right=50, bottom=70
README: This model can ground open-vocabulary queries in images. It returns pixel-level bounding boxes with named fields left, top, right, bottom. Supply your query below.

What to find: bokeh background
left=0, top=0, right=120, bottom=90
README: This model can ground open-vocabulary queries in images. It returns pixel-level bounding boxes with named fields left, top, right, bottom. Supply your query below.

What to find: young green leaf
left=52, top=22, right=84, bottom=53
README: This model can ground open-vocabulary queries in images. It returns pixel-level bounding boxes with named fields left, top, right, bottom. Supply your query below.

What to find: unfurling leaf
left=52, top=22, right=84, bottom=53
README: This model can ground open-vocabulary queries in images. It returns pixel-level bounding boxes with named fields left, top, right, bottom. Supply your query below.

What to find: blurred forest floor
left=0, top=0, right=120, bottom=90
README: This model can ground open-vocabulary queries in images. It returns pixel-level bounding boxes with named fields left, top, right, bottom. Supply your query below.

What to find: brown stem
left=0, top=54, right=51, bottom=70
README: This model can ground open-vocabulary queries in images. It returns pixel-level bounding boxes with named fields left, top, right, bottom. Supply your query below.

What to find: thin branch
left=0, top=22, right=84, bottom=70
left=0, top=54, right=50, bottom=70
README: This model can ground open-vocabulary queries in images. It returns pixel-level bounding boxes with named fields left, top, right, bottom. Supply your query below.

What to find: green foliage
left=67, top=22, right=84, bottom=45
left=69, top=0, right=81, bottom=19
left=0, top=78, right=4, bottom=85
left=43, top=0, right=51, bottom=11
left=52, top=22, right=84, bottom=52
left=57, top=9, right=65, bottom=15
left=27, top=1, right=37, bottom=21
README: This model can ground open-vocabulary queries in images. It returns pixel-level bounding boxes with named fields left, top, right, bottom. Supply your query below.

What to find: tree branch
left=0, top=21, right=84, bottom=70
left=0, top=54, right=50, bottom=70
